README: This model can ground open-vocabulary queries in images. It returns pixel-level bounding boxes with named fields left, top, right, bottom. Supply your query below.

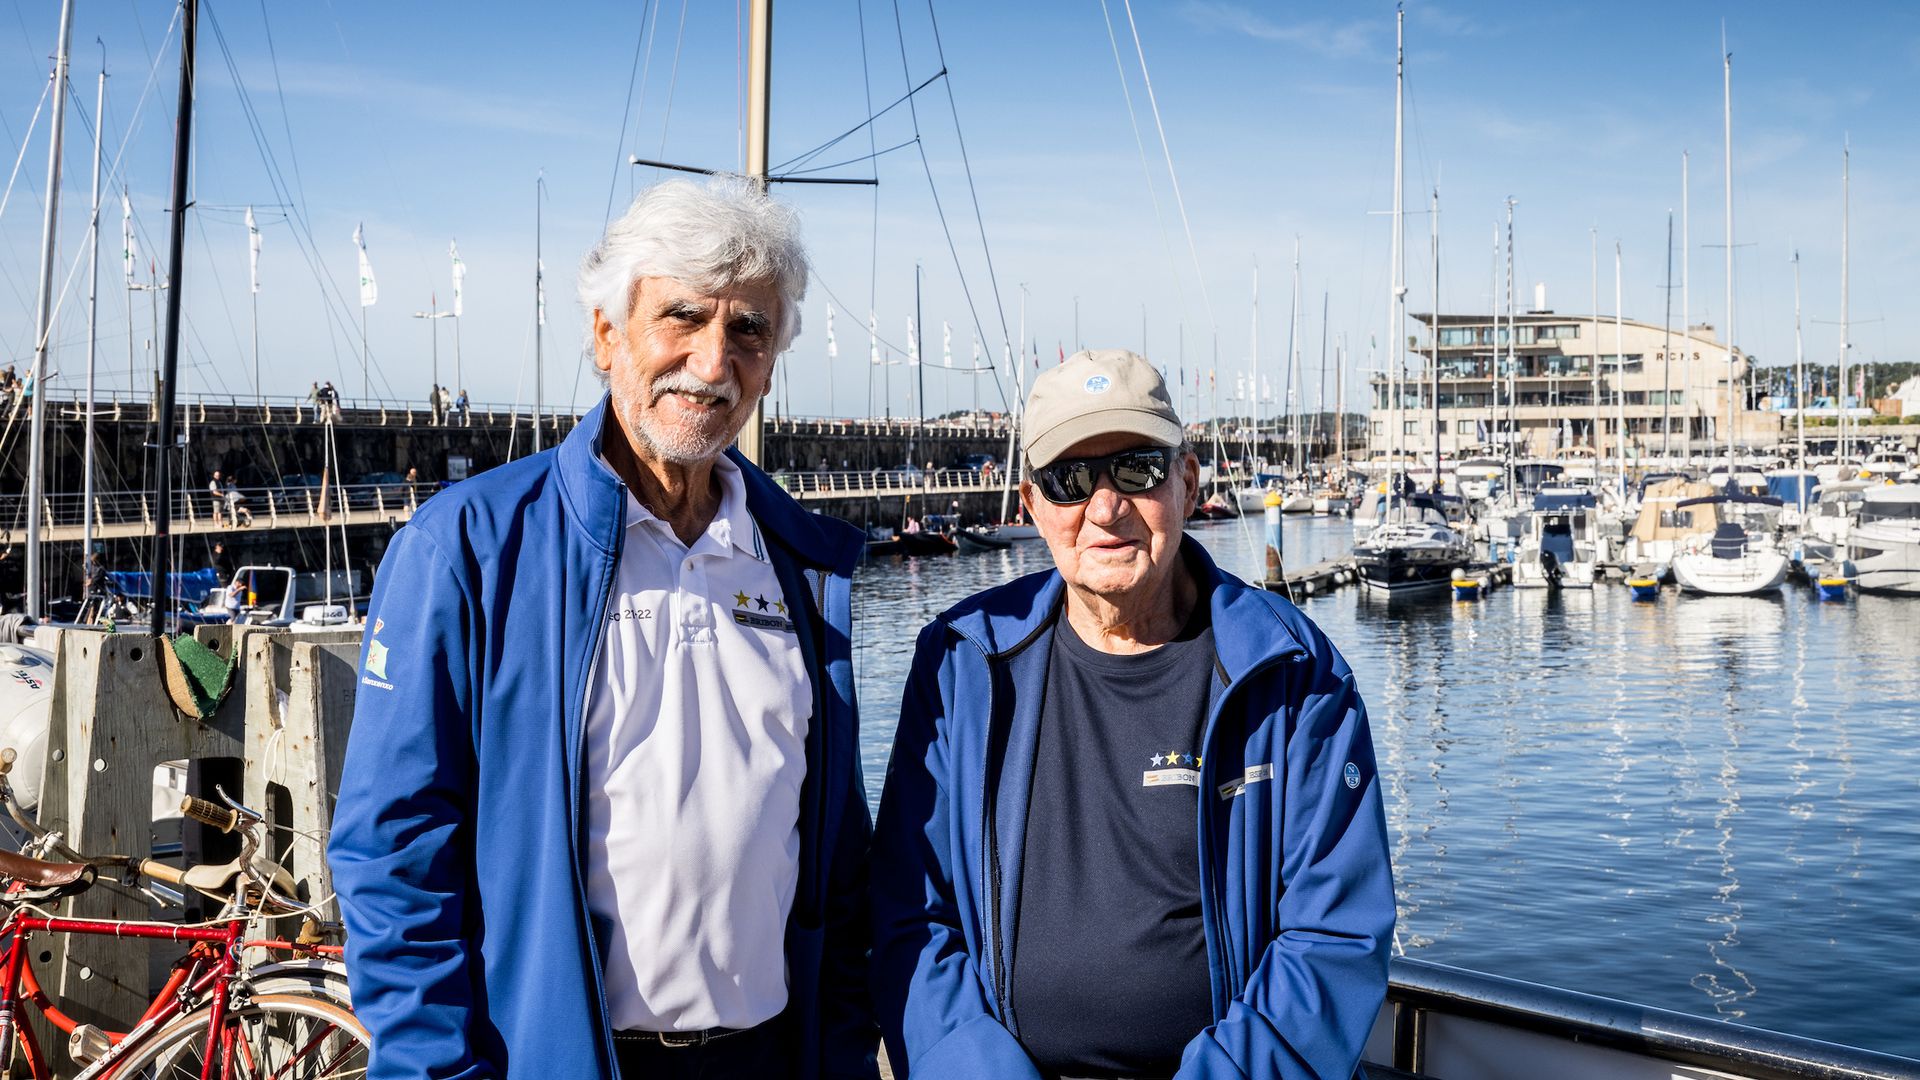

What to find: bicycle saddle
left=179, top=856, right=300, bottom=908
left=0, top=847, right=94, bottom=900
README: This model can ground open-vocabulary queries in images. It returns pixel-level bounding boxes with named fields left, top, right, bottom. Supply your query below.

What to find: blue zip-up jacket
left=329, top=397, right=879, bottom=1080
left=871, top=541, right=1393, bottom=1078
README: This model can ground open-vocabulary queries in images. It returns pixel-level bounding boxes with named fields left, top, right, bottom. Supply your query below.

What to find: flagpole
left=250, top=209, right=260, bottom=395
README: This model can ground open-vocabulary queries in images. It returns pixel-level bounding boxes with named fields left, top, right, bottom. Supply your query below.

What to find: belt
left=614, top=1025, right=755, bottom=1049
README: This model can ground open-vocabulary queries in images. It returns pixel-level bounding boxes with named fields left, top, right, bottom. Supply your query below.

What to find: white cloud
left=1177, top=1, right=1378, bottom=59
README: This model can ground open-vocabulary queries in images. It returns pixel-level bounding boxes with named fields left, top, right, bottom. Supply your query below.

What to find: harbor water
left=851, top=515, right=1920, bottom=1059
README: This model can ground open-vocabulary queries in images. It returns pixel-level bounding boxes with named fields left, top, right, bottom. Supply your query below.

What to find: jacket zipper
left=1195, top=650, right=1295, bottom=1009
left=573, top=505, right=624, bottom=1075
left=947, top=628, right=1013, bottom=1027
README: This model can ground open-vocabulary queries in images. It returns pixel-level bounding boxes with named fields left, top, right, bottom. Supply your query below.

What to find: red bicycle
left=0, top=763, right=365, bottom=1079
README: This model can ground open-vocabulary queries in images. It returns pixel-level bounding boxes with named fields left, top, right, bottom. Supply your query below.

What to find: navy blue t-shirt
left=1010, top=601, right=1219, bottom=1078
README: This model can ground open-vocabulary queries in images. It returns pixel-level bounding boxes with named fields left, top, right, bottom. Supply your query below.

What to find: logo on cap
left=1084, top=375, right=1112, bottom=394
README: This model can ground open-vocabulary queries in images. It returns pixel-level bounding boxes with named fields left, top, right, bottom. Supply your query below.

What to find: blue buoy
left=1817, top=577, right=1850, bottom=602
left=1627, top=578, right=1660, bottom=601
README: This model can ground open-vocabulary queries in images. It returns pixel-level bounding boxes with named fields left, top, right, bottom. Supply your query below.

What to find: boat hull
left=1671, top=550, right=1789, bottom=595
left=1353, top=549, right=1469, bottom=596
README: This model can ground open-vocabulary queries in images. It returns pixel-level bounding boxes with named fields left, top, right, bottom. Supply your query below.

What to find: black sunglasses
left=1031, top=447, right=1175, bottom=505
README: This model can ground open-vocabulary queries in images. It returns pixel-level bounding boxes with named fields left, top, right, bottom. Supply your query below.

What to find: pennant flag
left=972, top=334, right=983, bottom=369
left=826, top=304, right=838, bottom=358
left=942, top=321, right=953, bottom=368
left=1057, top=342, right=1066, bottom=363
left=1235, top=373, right=1246, bottom=402
left=450, top=241, right=466, bottom=317
left=869, top=312, right=880, bottom=365
left=246, top=207, right=261, bottom=294
left=1261, top=375, right=1272, bottom=403
left=907, top=317, right=920, bottom=365
left=121, top=193, right=136, bottom=281
left=536, top=259, right=547, bottom=327
left=354, top=224, right=378, bottom=307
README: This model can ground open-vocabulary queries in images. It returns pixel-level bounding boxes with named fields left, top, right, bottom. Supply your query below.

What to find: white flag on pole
left=450, top=241, right=466, bottom=317
left=869, top=312, right=880, bottom=365
left=246, top=207, right=261, bottom=294
left=942, top=321, right=953, bottom=367
left=537, top=259, right=547, bottom=327
left=121, top=193, right=137, bottom=281
left=354, top=225, right=378, bottom=307
left=907, top=317, right=919, bottom=366
left=826, top=304, right=837, bottom=358
left=972, top=335, right=982, bottom=369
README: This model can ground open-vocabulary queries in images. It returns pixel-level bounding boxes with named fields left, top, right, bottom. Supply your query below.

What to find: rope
left=1120, top=0, right=1215, bottom=330
left=1096, top=0, right=1189, bottom=323
left=599, top=0, right=657, bottom=227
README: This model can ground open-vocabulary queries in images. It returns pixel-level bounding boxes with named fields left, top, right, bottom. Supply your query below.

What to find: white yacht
left=1512, top=490, right=1600, bottom=589
left=1845, top=484, right=1920, bottom=595
left=1670, top=494, right=1790, bottom=596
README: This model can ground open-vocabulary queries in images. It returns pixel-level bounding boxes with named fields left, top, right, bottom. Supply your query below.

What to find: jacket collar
left=939, top=535, right=1308, bottom=675
left=557, top=393, right=857, bottom=574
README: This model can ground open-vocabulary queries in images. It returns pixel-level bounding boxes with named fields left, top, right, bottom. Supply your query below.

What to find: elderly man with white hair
left=331, top=177, right=878, bottom=1080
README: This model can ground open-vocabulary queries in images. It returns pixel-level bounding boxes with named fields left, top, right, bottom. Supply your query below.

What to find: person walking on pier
left=455, top=387, right=470, bottom=425
left=871, top=350, right=1394, bottom=1080
left=331, top=176, right=877, bottom=1080
left=208, top=471, right=226, bottom=527
left=306, top=381, right=322, bottom=422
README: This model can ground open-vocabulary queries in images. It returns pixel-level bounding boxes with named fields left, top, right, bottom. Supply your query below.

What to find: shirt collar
left=606, top=452, right=764, bottom=562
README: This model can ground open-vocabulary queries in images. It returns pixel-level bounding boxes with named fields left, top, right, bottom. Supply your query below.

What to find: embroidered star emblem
left=774, top=599, right=787, bottom=615
left=755, top=594, right=770, bottom=611
left=1169, top=750, right=1183, bottom=766
left=1150, top=754, right=1164, bottom=767
left=734, top=590, right=751, bottom=608
left=1181, top=754, right=1194, bottom=766
left=1195, top=755, right=1203, bottom=767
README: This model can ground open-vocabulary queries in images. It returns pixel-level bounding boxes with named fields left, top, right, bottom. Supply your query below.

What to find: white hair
left=578, top=175, right=809, bottom=354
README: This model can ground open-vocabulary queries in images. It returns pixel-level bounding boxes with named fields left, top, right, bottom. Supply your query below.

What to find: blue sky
left=2, top=1, right=1915, bottom=422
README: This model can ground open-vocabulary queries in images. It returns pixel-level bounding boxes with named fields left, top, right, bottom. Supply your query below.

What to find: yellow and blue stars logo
left=1142, top=749, right=1203, bottom=788
left=731, top=589, right=795, bottom=633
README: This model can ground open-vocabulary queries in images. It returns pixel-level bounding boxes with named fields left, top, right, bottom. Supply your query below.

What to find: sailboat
left=1351, top=7, right=1470, bottom=596
left=1670, top=44, right=1788, bottom=598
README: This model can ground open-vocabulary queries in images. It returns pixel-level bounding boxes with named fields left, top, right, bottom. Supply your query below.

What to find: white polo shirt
left=583, top=454, right=812, bottom=1033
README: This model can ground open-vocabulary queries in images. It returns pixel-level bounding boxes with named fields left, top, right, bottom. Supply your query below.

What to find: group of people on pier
left=329, top=178, right=1393, bottom=1080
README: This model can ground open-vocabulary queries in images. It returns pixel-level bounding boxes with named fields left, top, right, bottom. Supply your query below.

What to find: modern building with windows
left=1369, top=306, right=1783, bottom=461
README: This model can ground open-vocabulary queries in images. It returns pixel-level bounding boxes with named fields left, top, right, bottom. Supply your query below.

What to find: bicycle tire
left=103, top=993, right=369, bottom=1079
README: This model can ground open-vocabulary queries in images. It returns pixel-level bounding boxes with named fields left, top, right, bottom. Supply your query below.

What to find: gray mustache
left=649, top=373, right=738, bottom=406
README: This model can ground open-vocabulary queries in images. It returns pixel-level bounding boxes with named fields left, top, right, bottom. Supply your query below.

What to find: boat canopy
left=1861, top=483, right=1920, bottom=505
left=1628, top=478, right=1720, bottom=543
left=106, top=567, right=222, bottom=603
left=1765, top=471, right=1819, bottom=505
left=1676, top=492, right=1786, bottom=510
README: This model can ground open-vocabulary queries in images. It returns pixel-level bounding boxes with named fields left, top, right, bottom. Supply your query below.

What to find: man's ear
left=592, top=309, right=619, bottom=374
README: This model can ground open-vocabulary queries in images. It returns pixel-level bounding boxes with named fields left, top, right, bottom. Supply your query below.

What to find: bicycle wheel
left=107, top=994, right=369, bottom=1079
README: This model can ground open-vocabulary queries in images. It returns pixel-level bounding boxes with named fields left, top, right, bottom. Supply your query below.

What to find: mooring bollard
left=1263, top=490, right=1284, bottom=584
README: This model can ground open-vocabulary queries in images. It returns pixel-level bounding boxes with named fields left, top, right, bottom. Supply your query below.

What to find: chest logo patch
left=1344, top=761, right=1361, bottom=789
left=732, top=591, right=794, bottom=634
left=1143, top=750, right=1201, bottom=788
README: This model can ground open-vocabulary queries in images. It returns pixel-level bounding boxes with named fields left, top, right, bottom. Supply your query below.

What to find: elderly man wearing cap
left=870, top=350, right=1393, bottom=1079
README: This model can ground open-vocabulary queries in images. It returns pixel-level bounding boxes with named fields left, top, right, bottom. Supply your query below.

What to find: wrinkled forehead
left=629, top=275, right=781, bottom=317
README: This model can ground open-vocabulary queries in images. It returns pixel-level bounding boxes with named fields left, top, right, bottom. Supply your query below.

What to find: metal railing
left=0, top=483, right=430, bottom=544
left=1378, top=956, right=1919, bottom=1080
left=772, top=467, right=1021, bottom=499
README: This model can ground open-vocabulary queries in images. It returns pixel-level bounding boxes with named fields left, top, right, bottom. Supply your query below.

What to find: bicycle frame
left=0, top=913, right=241, bottom=1080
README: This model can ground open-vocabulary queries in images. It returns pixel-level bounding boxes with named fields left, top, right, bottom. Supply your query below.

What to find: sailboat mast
left=1283, top=241, right=1298, bottom=473
left=1429, top=186, right=1440, bottom=480
left=1721, top=40, right=1735, bottom=473
left=1589, top=228, right=1599, bottom=461
left=150, top=0, right=199, bottom=637
left=1503, top=197, right=1516, bottom=492
left=1614, top=241, right=1627, bottom=496
left=1336, top=335, right=1346, bottom=475
left=81, top=65, right=105, bottom=565
left=739, top=0, right=772, bottom=466
left=1317, top=291, right=1329, bottom=479
left=1682, top=151, right=1690, bottom=457
left=1388, top=3, right=1405, bottom=498
left=24, top=0, right=75, bottom=619
left=1839, top=142, right=1850, bottom=462
left=1249, top=260, right=1259, bottom=456
left=1792, top=249, right=1806, bottom=504
left=535, top=174, right=545, bottom=453
left=1661, top=211, right=1673, bottom=460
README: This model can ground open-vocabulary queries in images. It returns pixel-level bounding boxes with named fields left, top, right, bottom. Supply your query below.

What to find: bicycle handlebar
left=179, top=796, right=241, bottom=834
left=133, top=859, right=186, bottom=887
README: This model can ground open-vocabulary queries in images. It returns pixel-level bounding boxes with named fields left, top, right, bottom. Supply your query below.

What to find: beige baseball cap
left=1022, top=349, right=1184, bottom=468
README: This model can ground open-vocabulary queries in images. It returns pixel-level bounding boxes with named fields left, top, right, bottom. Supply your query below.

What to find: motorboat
left=1454, top=457, right=1506, bottom=502
left=955, top=527, right=1013, bottom=553
left=1799, top=479, right=1875, bottom=549
left=1512, top=490, right=1600, bottom=589
left=1352, top=493, right=1473, bottom=597
left=1843, top=483, right=1920, bottom=595
left=1856, top=451, right=1913, bottom=482
left=1670, top=494, right=1790, bottom=596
